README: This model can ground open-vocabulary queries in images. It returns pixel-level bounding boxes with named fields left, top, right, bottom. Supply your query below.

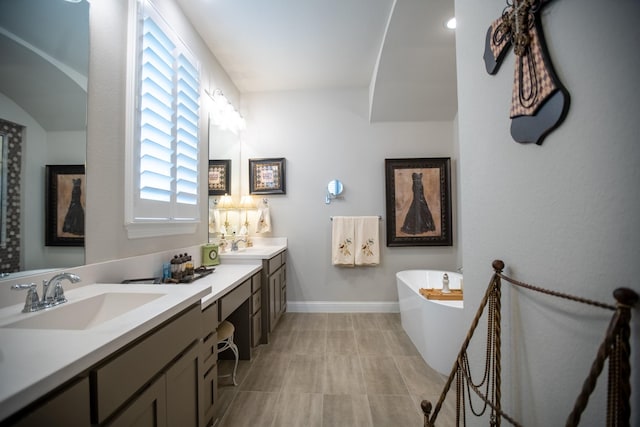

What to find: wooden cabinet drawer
left=92, top=304, right=200, bottom=424
left=267, top=253, right=282, bottom=274
left=201, top=300, right=218, bottom=338
left=251, top=290, right=261, bottom=315
left=201, top=330, right=217, bottom=374
left=219, top=279, right=251, bottom=321
left=251, top=273, right=261, bottom=293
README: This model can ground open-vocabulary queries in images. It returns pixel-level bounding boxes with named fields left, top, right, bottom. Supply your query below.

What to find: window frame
left=124, top=0, right=201, bottom=238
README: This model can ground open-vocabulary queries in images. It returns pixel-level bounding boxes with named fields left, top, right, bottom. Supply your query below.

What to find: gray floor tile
left=217, top=391, right=279, bottom=427
left=326, top=329, right=358, bottom=354
left=322, top=394, right=373, bottom=427
left=240, top=353, right=290, bottom=392
left=291, top=329, right=327, bottom=355
left=326, top=313, right=354, bottom=330
left=384, top=329, right=420, bottom=356
left=283, top=353, right=325, bottom=393
left=211, top=313, right=434, bottom=426
left=272, top=392, right=323, bottom=427
left=371, top=313, right=404, bottom=331
left=355, top=329, right=391, bottom=355
left=289, top=312, right=328, bottom=330
left=351, top=313, right=384, bottom=330
left=360, top=355, right=409, bottom=395
left=367, top=394, right=423, bottom=427
left=323, top=354, right=367, bottom=395
left=393, top=355, right=446, bottom=398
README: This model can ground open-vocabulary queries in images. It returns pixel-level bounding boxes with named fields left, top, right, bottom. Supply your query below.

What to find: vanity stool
left=217, top=320, right=239, bottom=386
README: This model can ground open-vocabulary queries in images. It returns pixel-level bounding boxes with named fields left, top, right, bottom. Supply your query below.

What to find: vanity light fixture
left=445, top=17, right=457, bottom=30
left=207, top=89, right=246, bottom=134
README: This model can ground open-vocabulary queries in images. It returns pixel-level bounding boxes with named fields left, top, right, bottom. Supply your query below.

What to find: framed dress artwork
left=384, top=158, right=452, bottom=247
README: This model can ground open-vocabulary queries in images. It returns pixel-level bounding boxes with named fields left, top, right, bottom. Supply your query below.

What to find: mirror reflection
left=208, top=114, right=241, bottom=237
left=326, top=179, right=344, bottom=204
left=0, top=0, right=89, bottom=278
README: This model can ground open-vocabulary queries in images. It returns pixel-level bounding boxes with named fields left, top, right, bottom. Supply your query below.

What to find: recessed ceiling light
left=446, top=17, right=456, bottom=30
left=65, top=0, right=83, bottom=3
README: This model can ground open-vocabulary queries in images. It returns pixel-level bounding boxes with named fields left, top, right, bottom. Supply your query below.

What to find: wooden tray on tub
left=419, top=288, right=463, bottom=301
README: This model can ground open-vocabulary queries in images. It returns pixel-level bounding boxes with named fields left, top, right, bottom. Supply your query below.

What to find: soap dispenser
left=442, top=273, right=451, bottom=294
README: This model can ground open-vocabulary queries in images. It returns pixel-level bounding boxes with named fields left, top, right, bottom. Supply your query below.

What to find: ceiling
left=0, top=0, right=457, bottom=129
left=176, top=0, right=458, bottom=122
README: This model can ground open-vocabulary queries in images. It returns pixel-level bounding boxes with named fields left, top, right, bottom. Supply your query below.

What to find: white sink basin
left=1, top=292, right=165, bottom=330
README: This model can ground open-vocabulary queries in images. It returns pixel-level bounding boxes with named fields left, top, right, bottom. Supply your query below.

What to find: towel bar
left=330, top=216, right=382, bottom=221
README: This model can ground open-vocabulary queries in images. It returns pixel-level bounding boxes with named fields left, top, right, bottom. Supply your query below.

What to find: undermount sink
left=2, top=292, right=165, bottom=330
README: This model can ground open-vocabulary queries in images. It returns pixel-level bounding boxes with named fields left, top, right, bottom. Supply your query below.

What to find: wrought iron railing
left=421, top=260, right=638, bottom=427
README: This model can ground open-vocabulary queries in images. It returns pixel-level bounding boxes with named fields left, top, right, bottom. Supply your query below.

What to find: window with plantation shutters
left=125, top=0, right=200, bottom=237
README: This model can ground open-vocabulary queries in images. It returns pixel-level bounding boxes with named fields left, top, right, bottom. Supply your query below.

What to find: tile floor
left=211, top=312, right=457, bottom=427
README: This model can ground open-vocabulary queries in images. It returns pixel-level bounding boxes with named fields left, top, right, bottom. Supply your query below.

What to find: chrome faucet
left=42, top=272, right=81, bottom=306
left=231, top=237, right=247, bottom=251
left=11, top=272, right=81, bottom=313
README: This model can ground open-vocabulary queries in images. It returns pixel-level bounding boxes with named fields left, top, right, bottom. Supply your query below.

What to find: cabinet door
left=107, top=376, right=167, bottom=427
left=269, top=272, right=280, bottom=331
left=9, top=378, right=90, bottom=427
left=166, top=344, right=200, bottom=427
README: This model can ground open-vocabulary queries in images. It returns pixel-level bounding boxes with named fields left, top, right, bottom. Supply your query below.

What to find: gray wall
left=86, top=0, right=238, bottom=264
left=456, top=0, right=639, bottom=425
left=241, top=89, right=460, bottom=305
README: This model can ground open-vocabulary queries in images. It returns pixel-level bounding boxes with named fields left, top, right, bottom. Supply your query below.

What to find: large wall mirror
left=208, top=113, right=242, bottom=237
left=0, top=0, right=89, bottom=279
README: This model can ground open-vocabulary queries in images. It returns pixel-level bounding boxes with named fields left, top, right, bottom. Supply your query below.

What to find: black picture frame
left=249, top=158, right=286, bottom=195
left=208, top=159, right=231, bottom=196
left=45, top=165, right=85, bottom=247
left=385, top=158, right=452, bottom=247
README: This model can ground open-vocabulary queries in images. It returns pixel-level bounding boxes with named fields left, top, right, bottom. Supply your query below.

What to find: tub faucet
left=42, top=272, right=81, bottom=306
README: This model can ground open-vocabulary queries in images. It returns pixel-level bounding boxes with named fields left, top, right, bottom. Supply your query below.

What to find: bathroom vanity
left=0, top=243, right=287, bottom=427
left=218, top=239, right=287, bottom=344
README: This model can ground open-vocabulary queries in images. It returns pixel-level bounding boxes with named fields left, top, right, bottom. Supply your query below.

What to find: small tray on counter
left=173, top=267, right=215, bottom=283
left=121, top=267, right=215, bottom=285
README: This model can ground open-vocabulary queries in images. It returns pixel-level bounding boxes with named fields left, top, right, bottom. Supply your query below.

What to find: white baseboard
left=287, top=301, right=399, bottom=313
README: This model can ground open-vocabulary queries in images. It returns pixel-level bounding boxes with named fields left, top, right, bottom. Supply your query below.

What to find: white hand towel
left=255, top=205, right=272, bottom=233
left=331, top=216, right=355, bottom=266
left=355, top=216, right=380, bottom=266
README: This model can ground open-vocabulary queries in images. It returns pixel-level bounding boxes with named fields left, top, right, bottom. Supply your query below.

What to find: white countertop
left=0, top=240, right=286, bottom=421
left=216, top=236, right=287, bottom=261
left=200, top=263, right=262, bottom=309
left=0, top=282, right=211, bottom=421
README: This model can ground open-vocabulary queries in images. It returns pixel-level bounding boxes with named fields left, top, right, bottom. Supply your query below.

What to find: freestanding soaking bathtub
left=396, top=270, right=466, bottom=375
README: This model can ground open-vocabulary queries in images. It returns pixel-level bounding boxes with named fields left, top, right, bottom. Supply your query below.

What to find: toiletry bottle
left=185, top=253, right=193, bottom=277
left=162, top=262, right=170, bottom=282
left=171, top=255, right=180, bottom=280
left=442, top=273, right=450, bottom=293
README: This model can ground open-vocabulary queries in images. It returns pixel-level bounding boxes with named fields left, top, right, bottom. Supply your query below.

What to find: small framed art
left=45, top=165, right=85, bottom=247
left=249, top=158, right=286, bottom=195
left=208, top=159, right=231, bottom=196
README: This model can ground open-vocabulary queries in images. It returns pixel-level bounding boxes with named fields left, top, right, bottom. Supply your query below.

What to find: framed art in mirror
left=249, top=158, right=286, bottom=195
left=385, top=158, right=452, bottom=247
left=208, top=159, right=231, bottom=196
left=45, top=165, right=85, bottom=247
